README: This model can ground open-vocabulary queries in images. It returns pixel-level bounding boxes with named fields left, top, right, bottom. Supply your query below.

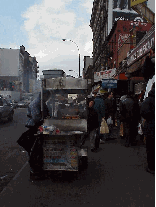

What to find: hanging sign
left=102, top=79, right=117, bottom=88
left=94, top=69, right=116, bottom=82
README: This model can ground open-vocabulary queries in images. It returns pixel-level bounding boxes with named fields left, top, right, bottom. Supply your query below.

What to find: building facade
left=0, top=45, right=38, bottom=94
left=90, top=0, right=109, bottom=72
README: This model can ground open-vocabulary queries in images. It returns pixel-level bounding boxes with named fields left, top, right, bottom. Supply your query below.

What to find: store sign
left=102, top=79, right=117, bottom=88
left=127, top=31, right=155, bottom=66
left=94, top=69, right=116, bottom=82
left=131, top=0, right=147, bottom=7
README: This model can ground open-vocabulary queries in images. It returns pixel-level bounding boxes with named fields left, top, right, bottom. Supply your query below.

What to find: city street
left=0, top=108, right=154, bottom=207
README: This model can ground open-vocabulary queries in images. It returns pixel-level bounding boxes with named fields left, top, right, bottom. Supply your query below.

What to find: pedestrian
left=105, top=91, right=117, bottom=127
left=17, top=90, right=51, bottom=178
left=119, top=91, right=140, bottom=147
left=87, top=100, right=99, bottom=152
left=93, top=92, right=105, bottom=145
left=140, top=84, right=155, bottom=174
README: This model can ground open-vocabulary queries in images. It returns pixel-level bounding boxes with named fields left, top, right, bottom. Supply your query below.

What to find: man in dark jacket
left=119, top=91, right=140, bottom=147
left=88, top=100, right=99, bottom=152
left=93, top=92, right=105, bottom=145
left=140, top=86, right=155, bottom=174
left=17, top=90, right=51, bottom=178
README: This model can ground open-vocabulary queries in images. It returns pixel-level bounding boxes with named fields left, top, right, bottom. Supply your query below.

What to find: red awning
left=114, top=73, right=128, bottom=80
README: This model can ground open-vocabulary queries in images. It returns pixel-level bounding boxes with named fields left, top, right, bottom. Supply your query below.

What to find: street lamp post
left=62, top=39, right=80, bottom=77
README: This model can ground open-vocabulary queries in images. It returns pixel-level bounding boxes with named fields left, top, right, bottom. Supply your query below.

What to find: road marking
left=5, top=149, right=17, bottom=160
left=0, top=161, right=28, bottom=195
left=12, top=161, right=28, bottom=181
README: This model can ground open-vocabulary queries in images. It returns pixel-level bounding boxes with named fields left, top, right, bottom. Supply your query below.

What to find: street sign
left=131, top=0, right=147, bottom=7
left=102, top=79, right=117, bottom=88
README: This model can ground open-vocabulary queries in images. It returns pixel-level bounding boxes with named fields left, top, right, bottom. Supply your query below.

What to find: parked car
left=0, top=97, right=14, bottom=122
left=7, top=99, right=18, bottom=109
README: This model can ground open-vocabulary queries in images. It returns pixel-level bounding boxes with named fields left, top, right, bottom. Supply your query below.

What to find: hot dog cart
left=38, top=76, right=88, bottom=172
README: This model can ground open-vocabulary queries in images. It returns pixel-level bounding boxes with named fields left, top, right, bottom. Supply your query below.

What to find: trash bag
left=100, top=118, right=109, bottom=134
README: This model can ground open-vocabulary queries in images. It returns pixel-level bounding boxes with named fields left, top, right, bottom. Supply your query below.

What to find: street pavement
left=0, top=125, right=154, bottom=207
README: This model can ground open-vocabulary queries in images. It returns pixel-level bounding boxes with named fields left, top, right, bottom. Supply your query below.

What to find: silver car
left=0, top=97, right=14, bottom=122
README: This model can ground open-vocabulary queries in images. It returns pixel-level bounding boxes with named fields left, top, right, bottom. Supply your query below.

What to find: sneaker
left=100, top=139, right=105, bottom=144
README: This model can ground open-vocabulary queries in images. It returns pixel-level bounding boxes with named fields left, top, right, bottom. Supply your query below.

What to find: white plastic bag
left=107, top=116, right=113, bottom=125
left=138, top=123, right=143, bottom=135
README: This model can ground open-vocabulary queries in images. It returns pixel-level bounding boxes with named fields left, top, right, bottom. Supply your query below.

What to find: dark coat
left=93, top=96, right=105, bottom=123
left=140, top=88, right=155, bottom=137
left=87, top=107, right=99, bottom=132
left=119, top=95, right=140, bottom=124
left=105, top=97, right=117, bottom=119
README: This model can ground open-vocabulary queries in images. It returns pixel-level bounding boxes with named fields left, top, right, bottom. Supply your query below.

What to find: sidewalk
left=0, top=130, right=155, bottom=207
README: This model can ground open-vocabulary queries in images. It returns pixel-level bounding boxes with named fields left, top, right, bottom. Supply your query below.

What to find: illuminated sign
left=102, top=79, right=118, bottom=88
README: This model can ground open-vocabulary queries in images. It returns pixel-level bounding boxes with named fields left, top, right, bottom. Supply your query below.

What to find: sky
left=0, top=0, right=155, bottom=78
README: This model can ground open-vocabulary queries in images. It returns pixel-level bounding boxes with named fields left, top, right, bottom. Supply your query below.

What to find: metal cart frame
left=39, top=76, right=88, bottom=172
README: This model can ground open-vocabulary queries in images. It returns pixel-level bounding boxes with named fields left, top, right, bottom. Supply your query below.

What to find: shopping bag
left=100, top=118, right=109, bottom=134
left=138, top=123, right=143, bottom=135
left=107, top=116, right=113, bottom=125
left=120, top=122, right=124, bottom=137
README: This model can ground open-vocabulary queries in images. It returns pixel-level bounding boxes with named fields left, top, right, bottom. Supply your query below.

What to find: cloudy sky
left=0, top=0, right=155, bottom=78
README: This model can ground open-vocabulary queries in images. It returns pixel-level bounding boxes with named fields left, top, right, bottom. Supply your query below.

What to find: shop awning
left=114, top=73, right=128, bottom=80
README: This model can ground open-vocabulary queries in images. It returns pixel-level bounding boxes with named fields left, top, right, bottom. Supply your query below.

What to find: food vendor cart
left=37, top=76, right=88, bottom=175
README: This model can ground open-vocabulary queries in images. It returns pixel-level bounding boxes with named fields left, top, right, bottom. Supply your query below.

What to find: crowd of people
left=87, top=47, right=155, bottom=175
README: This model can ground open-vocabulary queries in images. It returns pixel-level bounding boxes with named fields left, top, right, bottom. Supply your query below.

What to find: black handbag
left=17, top=129, right=37, bottom=153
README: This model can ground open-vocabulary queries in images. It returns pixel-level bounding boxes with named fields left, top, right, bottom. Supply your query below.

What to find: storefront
left=126, top=25, right=155, bottom=94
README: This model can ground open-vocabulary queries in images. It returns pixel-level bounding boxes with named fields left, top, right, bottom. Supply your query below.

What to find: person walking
left=119, top=91, right=140, bottom=147
left=93, top=92, right=105, bottom=145
left=140, top=85, right=155, bottom=174
left=105, top=91, right=117, bottom=127
left=87, top=100, right=99, bottom=152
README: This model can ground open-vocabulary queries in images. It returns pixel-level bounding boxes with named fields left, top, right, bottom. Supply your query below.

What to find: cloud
left=22, top=0, right=93, bottom=76
left=81, top=0, right=93, bottom=14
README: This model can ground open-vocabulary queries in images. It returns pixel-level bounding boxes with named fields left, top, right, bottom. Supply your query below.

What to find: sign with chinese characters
left=94, top=69, right=116, bottom=82
left=102, top=79, right=118, bottom=88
